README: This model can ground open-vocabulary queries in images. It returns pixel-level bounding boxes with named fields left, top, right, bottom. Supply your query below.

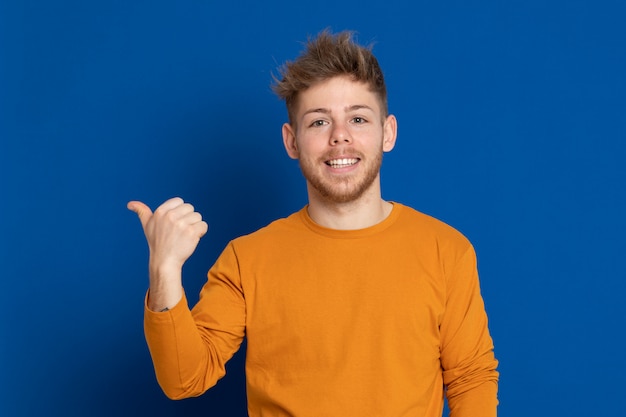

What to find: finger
left=158, top=202, right=195, bottom=225
left=182, top=210, right=203, bottom=225
left=127, top=200, right=153, bottom=229
left=175, top=203, right=196, bottom=219
left=195, top=220, right=209, bottom=238
left=155, top=197, right=185, bottom=214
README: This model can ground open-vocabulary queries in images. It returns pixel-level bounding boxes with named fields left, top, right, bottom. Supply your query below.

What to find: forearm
left=143, top=240, right=246, bottom=400
left=447, top=378, right=499, bottom=417
left=144, top=293, right=228, bottom=399
left=441, top=245, right=499, bottom=416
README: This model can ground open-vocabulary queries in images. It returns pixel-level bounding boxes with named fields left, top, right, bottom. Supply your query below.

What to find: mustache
left=319, top=150, right=365, bottom=161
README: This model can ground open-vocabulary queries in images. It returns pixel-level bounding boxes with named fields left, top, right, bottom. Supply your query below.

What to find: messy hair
left=272, top=29, right=388, bottom=126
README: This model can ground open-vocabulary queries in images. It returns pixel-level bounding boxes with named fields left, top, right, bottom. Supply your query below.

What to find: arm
left=130, top=197, right=233, bottom=399
left=440, top=245, right=499, bottom=417
left=143, top=242, right=247, bottom=399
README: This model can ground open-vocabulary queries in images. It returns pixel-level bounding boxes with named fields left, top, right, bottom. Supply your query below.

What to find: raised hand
left=128, top=197, right=208, bottom=311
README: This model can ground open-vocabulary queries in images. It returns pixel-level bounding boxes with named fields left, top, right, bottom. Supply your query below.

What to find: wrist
left=149, top=255, right=183, bottom=276
left=147, top=260, right=183, bottom=312
left=147, top=285, right=183, bottom=312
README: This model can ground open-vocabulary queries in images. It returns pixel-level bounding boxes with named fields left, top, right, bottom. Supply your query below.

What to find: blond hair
left=273, top=29, right=388, bottom=125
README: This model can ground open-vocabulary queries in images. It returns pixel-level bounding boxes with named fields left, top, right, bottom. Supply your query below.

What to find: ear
left=282, top=123, right=299, bottom=159
left=382, top=114, right=398, bottom=152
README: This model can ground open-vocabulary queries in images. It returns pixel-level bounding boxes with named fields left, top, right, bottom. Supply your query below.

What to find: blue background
left=1, top=1, right=624, bottom=416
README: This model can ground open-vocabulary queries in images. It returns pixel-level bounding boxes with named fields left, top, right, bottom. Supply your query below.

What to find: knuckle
left=165, top=210, right=177, bottom=222
left=184, top=226, right=197, bottom=239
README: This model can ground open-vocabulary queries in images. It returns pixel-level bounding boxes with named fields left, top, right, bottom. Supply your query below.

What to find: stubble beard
left=299, top=148, right=383, bottom=204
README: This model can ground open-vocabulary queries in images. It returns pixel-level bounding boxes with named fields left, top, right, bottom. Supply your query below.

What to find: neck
left=306, top=187, right=393, bottom=230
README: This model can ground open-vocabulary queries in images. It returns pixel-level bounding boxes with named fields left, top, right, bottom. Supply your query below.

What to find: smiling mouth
left=326, top=158, right=359, bottom=168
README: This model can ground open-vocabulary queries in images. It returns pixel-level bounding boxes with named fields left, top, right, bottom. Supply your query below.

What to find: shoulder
left=230, top=208, right=307, bottom=249
left=392, top=203, right=473, bottom=251
left=392, top=203, right=479, bottom=278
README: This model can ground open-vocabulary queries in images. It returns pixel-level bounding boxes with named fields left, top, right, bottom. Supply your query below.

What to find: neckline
left=298, top=202, right=402, bottom=239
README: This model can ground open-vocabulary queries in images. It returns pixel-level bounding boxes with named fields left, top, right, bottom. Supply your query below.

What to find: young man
left=128, top=30, right=498, bottom=417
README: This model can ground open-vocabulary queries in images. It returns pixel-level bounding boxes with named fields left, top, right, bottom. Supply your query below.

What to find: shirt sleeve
left=440, top=244, right=499, bottom=417
left=143, top=242, right=246, bottom=399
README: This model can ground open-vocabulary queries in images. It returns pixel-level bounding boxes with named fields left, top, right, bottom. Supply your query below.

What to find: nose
left=330, top=122, right=352, bottom=145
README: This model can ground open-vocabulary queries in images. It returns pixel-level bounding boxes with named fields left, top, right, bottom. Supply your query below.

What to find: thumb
left=127, top=200, right=153, bottom=229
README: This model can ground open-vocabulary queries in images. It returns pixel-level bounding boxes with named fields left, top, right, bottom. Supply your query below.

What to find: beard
left=298, top=147, right=383, bottom=204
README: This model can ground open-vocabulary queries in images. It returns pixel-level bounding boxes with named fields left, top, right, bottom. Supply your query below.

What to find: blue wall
left=2, top=1, right=625, bottom=416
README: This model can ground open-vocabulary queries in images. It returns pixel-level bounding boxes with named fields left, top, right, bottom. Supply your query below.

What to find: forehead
left=294, top=76, right=381, bottom=116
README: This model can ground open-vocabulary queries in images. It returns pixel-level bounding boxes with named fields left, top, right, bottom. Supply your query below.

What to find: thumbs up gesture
left=128, top=197, right=208, bottom=311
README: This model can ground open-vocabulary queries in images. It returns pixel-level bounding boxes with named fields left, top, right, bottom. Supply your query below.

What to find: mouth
left=325, top=158, right=360, bottom=168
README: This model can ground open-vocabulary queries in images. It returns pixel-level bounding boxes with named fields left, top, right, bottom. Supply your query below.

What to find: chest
left=241, top=238, right=446, bottom=348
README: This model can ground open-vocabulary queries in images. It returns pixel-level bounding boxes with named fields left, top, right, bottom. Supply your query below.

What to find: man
left=128, top=30, right=498, bottom=416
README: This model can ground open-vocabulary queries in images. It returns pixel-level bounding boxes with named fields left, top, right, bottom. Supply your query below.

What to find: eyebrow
left=302, top=104, right=375, bottom=118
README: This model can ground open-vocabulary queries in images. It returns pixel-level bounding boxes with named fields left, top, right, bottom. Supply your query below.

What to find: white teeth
left=328, top=158, right=358, bottom=168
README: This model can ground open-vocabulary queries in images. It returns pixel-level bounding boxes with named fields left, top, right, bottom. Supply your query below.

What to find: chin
left=311, top=180, right=376, bottom=204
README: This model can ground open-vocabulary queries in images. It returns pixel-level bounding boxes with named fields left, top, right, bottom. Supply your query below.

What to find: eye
left=310, top=120, right=328, bottom=127
left=352, top=117, right=367, bottom=124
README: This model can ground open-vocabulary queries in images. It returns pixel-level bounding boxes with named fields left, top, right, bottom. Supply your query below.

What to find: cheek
left=296, top=135, right=327, bottom=155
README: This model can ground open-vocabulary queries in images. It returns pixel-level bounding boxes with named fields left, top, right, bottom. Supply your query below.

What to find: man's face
left=282, top=76, right=397, bottom=204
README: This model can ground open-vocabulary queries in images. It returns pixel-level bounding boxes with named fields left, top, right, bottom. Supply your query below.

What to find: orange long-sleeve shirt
left=144, top=203, right=498, bottom=416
